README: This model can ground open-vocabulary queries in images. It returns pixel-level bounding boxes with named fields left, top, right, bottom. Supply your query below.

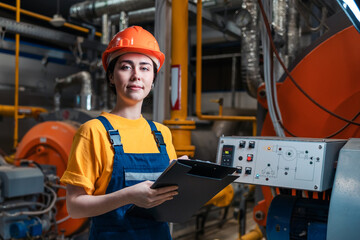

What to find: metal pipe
left=0, top=105, right=47, bottom=119
left=13, top=0, right=20, bottom=149
left=101, top=14, right=110, bottom=45
left=0, top=2, right=101, bottom=37
left=195, top=0, right=257, bottom=123
left=69, top=0, right=154, bottom=19
left=55, top=71, right=93, bottom=111
left=231, top=56, right=237, bottom=108
left=119, top=11, right=128, bottom=31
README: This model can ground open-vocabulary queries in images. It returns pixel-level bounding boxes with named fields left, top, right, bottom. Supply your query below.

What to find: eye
left=140, top=66, right=150, bottom=71
left=120, top=64, right=131, bottom=70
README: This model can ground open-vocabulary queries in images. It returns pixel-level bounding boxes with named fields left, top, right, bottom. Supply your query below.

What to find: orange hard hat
left=102, top=26, right=165, bottom=72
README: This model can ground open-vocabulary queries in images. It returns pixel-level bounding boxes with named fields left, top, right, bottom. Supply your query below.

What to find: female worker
left=61, top=26, right=179, bottom=239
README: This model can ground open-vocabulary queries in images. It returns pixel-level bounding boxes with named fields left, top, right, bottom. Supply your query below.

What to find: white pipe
left=54, top=71, right=93, bottom=111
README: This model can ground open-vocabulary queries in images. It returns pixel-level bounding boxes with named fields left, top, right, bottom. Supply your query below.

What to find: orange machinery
left=14, top=121, right=87, bottom=236
left=254, top=24, right=360, bottom=227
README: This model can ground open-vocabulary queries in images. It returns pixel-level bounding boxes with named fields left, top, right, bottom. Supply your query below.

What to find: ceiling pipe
left=0, top=2, right=102, bottom=37
left=69, top=0, right=154, bottom=20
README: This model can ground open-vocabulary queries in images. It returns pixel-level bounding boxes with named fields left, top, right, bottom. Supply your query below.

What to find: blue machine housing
left=266, top=195, right=329, bottom=240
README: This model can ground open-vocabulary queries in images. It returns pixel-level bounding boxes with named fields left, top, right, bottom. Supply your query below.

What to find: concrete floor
left=172, top=202, right=262, bottom=240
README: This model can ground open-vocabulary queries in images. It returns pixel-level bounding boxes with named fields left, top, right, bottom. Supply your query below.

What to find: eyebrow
left=119, top=60, right=152, bottom=66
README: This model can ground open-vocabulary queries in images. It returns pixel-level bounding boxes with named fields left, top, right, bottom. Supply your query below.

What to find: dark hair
left=106, top=56, right=158, bottom=95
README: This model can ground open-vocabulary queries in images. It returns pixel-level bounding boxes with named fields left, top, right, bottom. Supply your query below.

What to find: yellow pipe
left=252, top=121, right=257, bottom=136
left=239, top=224, right=263, bottom=240
left=170, top=0, right=189, bottom=121
left=0, top=105, right=47, bottom=119
left=164, top=0, right=195, bottom=157
left=196, top=0, right=257, bottom=123
left=0, top=2, right=102, bottom=37
left=13, top=0, right=20, bottom=149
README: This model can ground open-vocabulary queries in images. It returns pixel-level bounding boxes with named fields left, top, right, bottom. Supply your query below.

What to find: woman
left=61, top=26, right=179, bottom=239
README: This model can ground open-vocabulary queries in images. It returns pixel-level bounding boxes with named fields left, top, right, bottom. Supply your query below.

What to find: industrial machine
left=217, top=137, right=360, bottom=239
left=0, top=121, right=88, bottom=239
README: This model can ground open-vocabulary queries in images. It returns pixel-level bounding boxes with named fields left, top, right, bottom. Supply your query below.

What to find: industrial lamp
left=337, top=0, right=360, bottom=32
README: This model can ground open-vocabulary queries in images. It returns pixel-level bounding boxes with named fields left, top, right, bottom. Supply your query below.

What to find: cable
left=257, top=0, right=360, bottom=127
left=324, top=110, right=360, bottom=138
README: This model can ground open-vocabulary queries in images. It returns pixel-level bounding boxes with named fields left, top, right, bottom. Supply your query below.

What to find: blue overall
left=89, top=116, right=172, bottom=240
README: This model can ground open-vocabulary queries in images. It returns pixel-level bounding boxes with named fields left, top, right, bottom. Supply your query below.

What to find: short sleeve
left=60, top=124, right=100, bottom=195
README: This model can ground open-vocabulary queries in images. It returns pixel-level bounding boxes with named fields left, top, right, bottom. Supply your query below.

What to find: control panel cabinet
left=216, top=137, right=346, bottom=191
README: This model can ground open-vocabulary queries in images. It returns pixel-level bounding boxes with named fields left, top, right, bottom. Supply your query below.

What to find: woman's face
left=109, top=53, right=154, bottom=106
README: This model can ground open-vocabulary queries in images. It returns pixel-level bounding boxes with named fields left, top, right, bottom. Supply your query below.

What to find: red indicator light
left=247, top=154, right=253, bottom=161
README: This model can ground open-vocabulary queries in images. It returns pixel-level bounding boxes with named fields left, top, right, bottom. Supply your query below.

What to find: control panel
left=216, top=137, right=346, bottom=191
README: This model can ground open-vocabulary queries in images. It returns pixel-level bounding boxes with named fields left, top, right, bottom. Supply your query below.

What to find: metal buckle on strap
left=108, top=130, right=122, bottom=147
left=152, top=130, right=166, bottom=148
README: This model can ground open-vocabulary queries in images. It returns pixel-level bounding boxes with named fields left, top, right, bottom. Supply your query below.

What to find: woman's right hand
left=128, top=181, right=178, bottom=209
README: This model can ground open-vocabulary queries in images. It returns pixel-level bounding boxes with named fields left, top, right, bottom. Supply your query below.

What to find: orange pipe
left=195, top=0, right=257, bottom=124
left=0, top=2, right=102, bottom=37
left=13, top=0, right=20, bottom=149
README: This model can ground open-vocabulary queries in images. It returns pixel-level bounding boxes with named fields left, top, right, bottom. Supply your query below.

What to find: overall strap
left=146, top=120, right=167, bottom=154
left=97, top=116, right=124, bottom=154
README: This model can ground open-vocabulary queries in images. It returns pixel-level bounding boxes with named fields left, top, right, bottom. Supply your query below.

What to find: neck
left=111, top=100, right=143, bottom=120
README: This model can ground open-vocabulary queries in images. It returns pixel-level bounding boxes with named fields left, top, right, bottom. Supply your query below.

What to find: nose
left=131, top=68, right=141, bottom=81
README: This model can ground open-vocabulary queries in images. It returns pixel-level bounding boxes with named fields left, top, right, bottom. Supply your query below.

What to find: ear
left=109, top=73, right=114, bottom=84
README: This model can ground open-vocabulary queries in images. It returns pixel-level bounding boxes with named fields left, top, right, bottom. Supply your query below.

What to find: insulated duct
left=272, top=0, right=287, bottom=81
left=240, top=0, right=263, bottom=98
left=69, top=0, right=154, bottom=20
left=287, top=0, right=299, bottom=65
left=54, top=71, right=93, bottom=111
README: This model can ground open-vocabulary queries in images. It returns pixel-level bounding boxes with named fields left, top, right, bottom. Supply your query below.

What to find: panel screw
left=319, top=145, right=322, bottom=149
left=314, top=185, right=318, bottom=190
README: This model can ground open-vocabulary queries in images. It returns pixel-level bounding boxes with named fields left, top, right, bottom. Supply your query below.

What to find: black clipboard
left=126, top=159, right=238, bottom=223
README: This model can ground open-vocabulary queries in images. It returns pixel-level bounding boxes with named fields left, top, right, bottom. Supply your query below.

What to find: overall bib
left=89, top=116, right=172, bottom=240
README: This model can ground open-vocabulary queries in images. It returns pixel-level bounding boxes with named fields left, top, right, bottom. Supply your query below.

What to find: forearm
left=66, top=186, right=132, bottom=218
left=66, top=181, right=178, bottom=219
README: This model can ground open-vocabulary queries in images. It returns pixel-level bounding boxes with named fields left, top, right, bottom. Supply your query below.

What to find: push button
left=249, top=141, right=255, bottom=148
left=245, top=167, right=252, bottom=175
left=239, top=140, right=246, bottom=148
left=247, top=154, right=253, bottom=162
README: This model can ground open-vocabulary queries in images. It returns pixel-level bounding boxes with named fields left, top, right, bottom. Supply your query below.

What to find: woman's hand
left=128, top=181, right=178, bottom=208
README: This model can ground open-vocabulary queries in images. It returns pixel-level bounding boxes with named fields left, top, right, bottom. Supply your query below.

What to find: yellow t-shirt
left=60, top=112, right=177, bottom=195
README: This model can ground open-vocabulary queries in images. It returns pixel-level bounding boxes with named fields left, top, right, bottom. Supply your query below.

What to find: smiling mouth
left=127, top=85, right=143, bottom=90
